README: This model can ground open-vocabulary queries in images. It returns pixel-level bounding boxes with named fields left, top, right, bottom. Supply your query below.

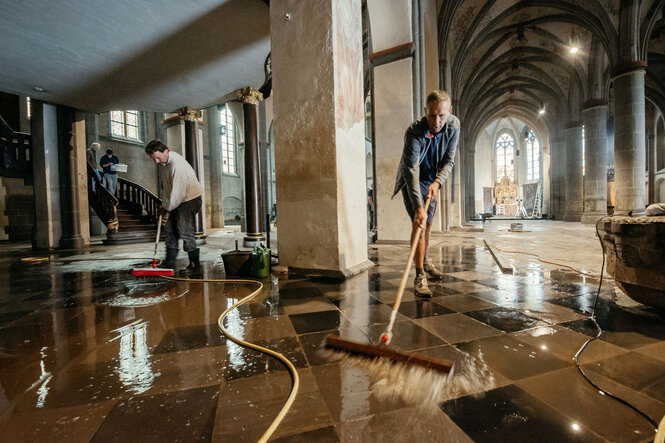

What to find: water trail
left=319, top=347, right=496, bottom=407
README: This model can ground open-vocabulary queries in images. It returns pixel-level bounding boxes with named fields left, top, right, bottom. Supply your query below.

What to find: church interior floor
left=0, top=221, right=663, bottom=442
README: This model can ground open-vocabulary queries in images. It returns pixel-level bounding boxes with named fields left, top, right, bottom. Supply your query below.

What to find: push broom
left=131, top=214, right=175, bottom=277
left=326, top=197, right=452, bottom=374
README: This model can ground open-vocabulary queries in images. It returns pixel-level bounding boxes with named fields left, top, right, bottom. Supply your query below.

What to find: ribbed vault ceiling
left=439, top=0, right=664, bottom=142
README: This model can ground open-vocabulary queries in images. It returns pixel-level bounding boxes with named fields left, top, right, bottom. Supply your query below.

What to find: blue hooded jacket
left=392, top=114, right=459, bottom=209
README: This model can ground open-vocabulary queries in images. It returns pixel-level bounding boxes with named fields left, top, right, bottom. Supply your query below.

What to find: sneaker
left=414, top=274, right=432, bottom=298
left=423, top=258, right=445, bottom=280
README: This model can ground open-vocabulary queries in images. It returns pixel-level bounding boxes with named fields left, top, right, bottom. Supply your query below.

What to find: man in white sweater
left=145, top=139, right=203, bottom=272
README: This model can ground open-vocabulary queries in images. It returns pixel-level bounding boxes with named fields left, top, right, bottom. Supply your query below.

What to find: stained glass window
left=220, top=105, right=236, bottom=174
left=526, top=129, right=540, bottom=180
left=496, top=131, right=515, bottom=181
left=110, top=110, right=140, bottom=140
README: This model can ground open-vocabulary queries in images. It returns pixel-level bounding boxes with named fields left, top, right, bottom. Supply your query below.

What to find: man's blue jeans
left=104, top=173, right=118, bottom=195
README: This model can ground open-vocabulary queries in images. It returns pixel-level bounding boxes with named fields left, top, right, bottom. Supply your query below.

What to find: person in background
left=100, top=149, right=119, bottom=195
left=86, top=142, right=101, bottom=191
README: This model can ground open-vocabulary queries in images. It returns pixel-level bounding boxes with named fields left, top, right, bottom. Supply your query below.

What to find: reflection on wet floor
left=0, top=236, right=664, bottom=442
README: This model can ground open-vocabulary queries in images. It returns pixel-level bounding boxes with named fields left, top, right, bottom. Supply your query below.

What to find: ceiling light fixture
left=569, top=46, right=579, bottom=54
left=33, top=86, right=45, bottom=92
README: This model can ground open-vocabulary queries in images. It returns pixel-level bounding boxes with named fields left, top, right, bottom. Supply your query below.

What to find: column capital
left=582, top=99, right=608, bottom=110
left=610, top=61, right=647, bottom=80
left=177, top=107, right=203, bottom=122
left=236, top=87, right=264, bottom=105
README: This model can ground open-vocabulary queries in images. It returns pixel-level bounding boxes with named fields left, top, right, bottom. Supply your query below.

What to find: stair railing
left=0, top=114, right=32, bottom=179
left=87, top=163, right=119, bottom=232
left=116, top=177, right=161, bottom=222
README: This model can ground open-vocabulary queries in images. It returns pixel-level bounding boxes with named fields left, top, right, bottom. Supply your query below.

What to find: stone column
left=270, top=0, right=372, bottom=277
left=176, top=107, right=207, bottom=241
left=207, top=106, right=224, bottom=228
left=237, top=87, right=266, bottom=247
left=31, top=101, right=62, bottom=250
left=563, top=123, right=584, bottom=221
left=374, top=57, right=414, bottom=240
left=612, top=64, right=647, bottom=213
left=581, top=101, right=609, bottom=224
left=549, top=136, right=565, bottom=219
left=57, top=106, right=89, bottom=249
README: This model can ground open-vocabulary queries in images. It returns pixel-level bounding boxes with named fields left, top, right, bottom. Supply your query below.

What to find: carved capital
left=236, top=87, right=263, bottom=105
left=177, top=107, right=203, bottom=122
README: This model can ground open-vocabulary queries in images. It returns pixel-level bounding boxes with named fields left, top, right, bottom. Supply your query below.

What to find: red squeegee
left=132, top=215, right=174, bottom=277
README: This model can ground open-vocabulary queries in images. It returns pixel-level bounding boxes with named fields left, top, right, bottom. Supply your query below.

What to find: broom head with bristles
left=325, top=334, right=452, bottom=374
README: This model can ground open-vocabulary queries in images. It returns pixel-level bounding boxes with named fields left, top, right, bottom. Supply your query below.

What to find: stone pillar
left=207, top=106, right=224, bottom=228
left=270, top=0, right=372, bottom=277
left=581, top=101, right=609, bottom=224
left=175, top=107, right=207, bottom=241
left=374, top=57, right=414, bottom=241
left=258, top=101, right=272, bottom=226
left=563, top=123, right=584, bottom=222
left=237, top=87, right=266, bottom=247
left=57, top=106, right=89, bottom=249
left=31, top=101, right=62, bottom=250
left=549, top=137, right=565, bottom=219
left=612, top=65, right=647, bottom=213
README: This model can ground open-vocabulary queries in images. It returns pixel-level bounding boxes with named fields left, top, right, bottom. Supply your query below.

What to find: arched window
left=220, top=105, right=236, bottom=174
left=526, top=129, right=540, bottom=180
left=496, top=131, right=515, bottom=181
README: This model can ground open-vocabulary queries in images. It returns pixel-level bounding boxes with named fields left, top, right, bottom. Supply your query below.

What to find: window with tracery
left=110, top=110, right=140, bottom=140
left=496, top=131, right=515, bottom=181
left=526, top=129, right=540, bottom=180
left=220, top=105, right=236, bottom=174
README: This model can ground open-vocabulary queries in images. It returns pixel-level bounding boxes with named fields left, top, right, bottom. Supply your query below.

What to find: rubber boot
left=159, top=248, right=177, bottom=270
left=183, top=248, right=201, bottom=275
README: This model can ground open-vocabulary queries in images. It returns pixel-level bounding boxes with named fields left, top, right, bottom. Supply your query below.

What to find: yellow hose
left=164, top=276, right=299, bottom=442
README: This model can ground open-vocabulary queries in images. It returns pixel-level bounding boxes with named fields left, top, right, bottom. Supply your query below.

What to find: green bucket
left=251, top=243, right=271, bottom=278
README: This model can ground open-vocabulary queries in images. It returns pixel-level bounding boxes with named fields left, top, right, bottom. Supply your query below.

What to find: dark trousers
left=166, top=197, right=202, bottom=253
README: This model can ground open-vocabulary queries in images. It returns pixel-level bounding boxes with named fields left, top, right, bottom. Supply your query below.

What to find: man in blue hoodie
left=393, top=90, right=459, bottom=297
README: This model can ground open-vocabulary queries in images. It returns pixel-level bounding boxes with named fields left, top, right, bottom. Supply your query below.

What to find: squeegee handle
left=384, top=197, right=431, bottom=337
left=153, top=214, right=163, bottom=260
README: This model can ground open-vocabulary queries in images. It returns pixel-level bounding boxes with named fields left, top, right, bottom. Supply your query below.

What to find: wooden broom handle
left=384, top=196, right=432, bottom=336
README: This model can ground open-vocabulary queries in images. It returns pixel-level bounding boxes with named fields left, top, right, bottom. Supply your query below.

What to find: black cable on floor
left=573, top=215, right=659, bottom=431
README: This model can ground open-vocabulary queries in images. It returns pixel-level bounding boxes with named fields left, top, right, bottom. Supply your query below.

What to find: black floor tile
left=465, top=307, right=548, bottom=332
left=440, top=384, right=603, bottom=442
left=91, top=385, right=219, bottom=442
left=397, top=300, right=454, bottom=318
left=331, top=294, right=381, bottom=309
left=154, top=324, right=226, bottom=354
left=289, top=310, right=346, bottom=334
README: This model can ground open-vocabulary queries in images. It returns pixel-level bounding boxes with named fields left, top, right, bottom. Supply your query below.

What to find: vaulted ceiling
left=0, top=0, right=270, bottom=113
left=438, top=0, right=665, bottom=142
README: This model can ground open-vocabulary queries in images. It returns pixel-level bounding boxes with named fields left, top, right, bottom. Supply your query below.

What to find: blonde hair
left=426, top=90, right=451, bottom=105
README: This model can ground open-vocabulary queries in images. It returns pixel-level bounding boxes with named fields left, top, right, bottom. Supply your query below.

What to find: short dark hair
left=426, top=90, right=451, bottom=105
left=106, top=149, right=113, bottom=155
left=145, top=139, right=168, bottom=155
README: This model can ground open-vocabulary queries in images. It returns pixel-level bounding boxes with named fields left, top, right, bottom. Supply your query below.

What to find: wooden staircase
left=90, top=167, right=165, bottom=245
left=2, top=111, right=164, bottom=245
